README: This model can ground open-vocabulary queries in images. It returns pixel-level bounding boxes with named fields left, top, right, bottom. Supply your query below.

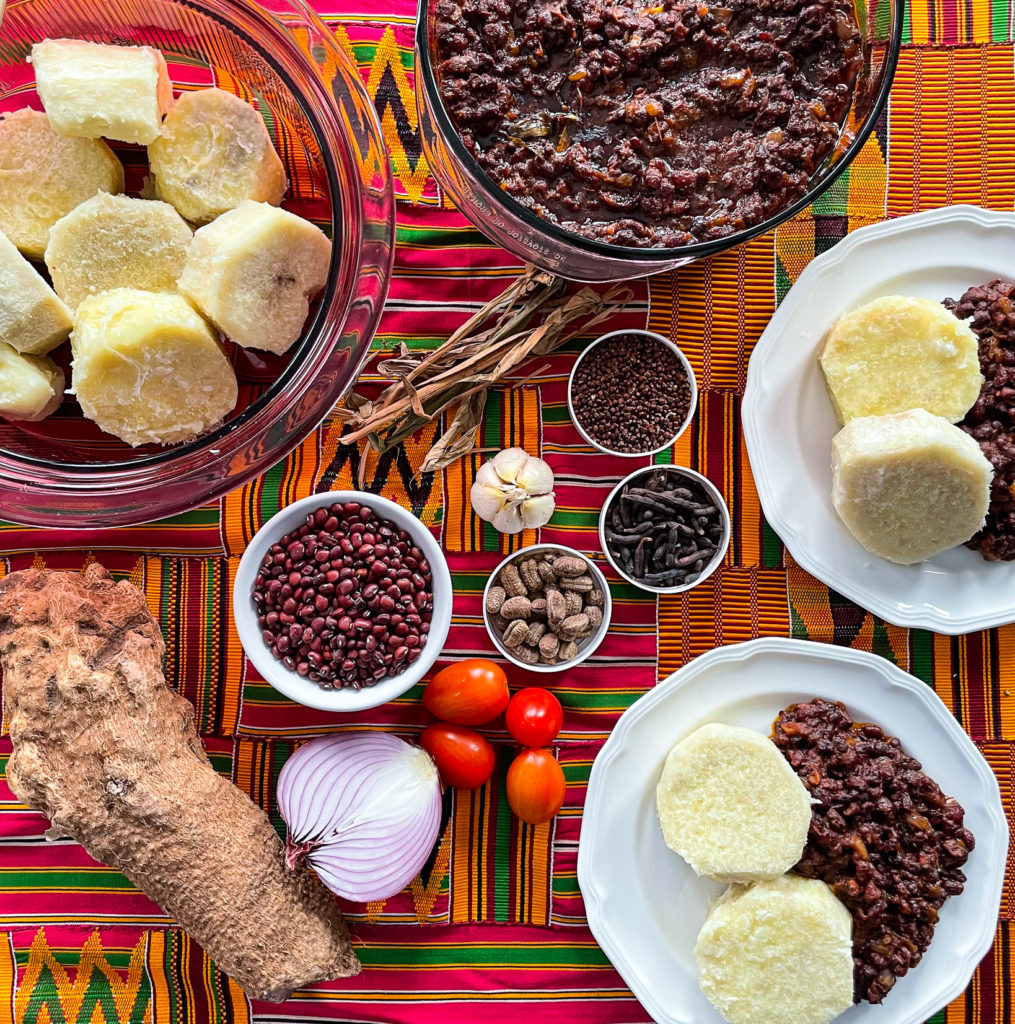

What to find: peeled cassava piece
left=148, top=88, right=287, bottom=224
left=45, top=193, right=193, bottom=309
left=0, top=342, right=64, bottom=421
left=71, top=288, right=238, bottom=446
left=30, top=39, right=173, bottom=145
left=820, top=295, right=982, bottom=424
left=831, top=408, right=993, bottom=564
left=0, top=108, right=124, bottom=258
left=179, top=201, right=331, bottom=355
left=0, top=228, right=72, bottom=355
left=0, top=565, right=359, bottom=1001
left=694, top=875, right=854, bottom=1024
left=656, top=723, right=812, bottom=882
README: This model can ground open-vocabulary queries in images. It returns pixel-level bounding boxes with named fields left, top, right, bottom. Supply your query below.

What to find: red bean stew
left=773, top=699, right=974, bottom=1005
left=434, top=0, right=863, bottom=249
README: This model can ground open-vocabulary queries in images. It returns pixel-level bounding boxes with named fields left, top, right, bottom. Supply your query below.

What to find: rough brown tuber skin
left=0, top=564, right=359, bottom=1002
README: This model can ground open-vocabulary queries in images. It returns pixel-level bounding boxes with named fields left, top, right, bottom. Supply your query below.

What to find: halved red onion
left=277, top=733, right=442, bottom=902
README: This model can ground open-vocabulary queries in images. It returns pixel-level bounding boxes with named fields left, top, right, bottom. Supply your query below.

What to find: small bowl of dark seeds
left=568, top=329, right=697, bottom=457
left=599, top=466, right=730, bottom=593
left=483, top=544, right=612, bottom=673
left=234, top=492, right=453, bottom=712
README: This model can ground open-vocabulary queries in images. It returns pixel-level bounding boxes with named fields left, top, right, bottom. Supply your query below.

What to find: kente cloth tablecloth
left=1, top=1, right=1014, bottom=1022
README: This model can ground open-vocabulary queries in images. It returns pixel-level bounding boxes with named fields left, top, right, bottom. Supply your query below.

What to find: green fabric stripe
left=556, top=688, right=644, bottom=711
left=542, top=405, right=572, bottom=425
left=561, top=760, right=592, bottom=784
left=910, top=630, right=934, bottom=686
left=351, top=42, right=413, bottom=69
left=551, top=875, right=581, bottom=897
left=494, top=750, right=512, bottom=923
left=483, top=393, right=503, bottom=552
left=202, top=568, right=217, bottom=734
left=992, top=0, right=1010, bottom=41
left=259, top=459, right=287, bottom=522
left=548, top=509, right=602, bottom=529
left=356, top=942, right=611, bottom=968
left=901, top=3, right=912, bottom=45
left=2, top=871, right=138, bottom=890
left=810, top=171, right=850, bottom=216
left=762, top=518, right=784, bottom=569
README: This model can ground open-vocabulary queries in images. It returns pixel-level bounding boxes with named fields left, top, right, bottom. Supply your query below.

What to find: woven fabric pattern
left=1, top=1, right=1014, bottom=1023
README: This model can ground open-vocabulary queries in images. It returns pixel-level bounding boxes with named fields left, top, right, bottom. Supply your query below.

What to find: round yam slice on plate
left=820, top=295, right=981, bottom=424
left=694, top=875, right=854, bottom=1024
left=831, top=408, right=992, bottom=564
left=655, top=723, right=812, bottom=882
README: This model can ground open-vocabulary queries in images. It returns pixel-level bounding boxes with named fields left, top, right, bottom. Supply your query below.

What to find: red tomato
left=420, top=723, right=496, bottom=789
left=505, top=688, right=563, bottom=747
left=506, top=748, right=566, bottom=825
left=422, top=659, right=510, bottom=726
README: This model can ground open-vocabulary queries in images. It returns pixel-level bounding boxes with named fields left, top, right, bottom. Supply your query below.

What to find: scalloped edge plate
left=742, top=205, right=1015, bottom=633
left=577, top=638, right=1008, bottom=1024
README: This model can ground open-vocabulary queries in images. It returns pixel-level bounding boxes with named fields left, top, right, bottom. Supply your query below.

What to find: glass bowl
left=0, top=0, right=394, bottom=527
left=414, top=0, right=903, bottom=282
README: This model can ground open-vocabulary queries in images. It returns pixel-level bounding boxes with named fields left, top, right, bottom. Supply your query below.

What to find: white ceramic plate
left=742, top=205, right=1015, bottom=633
left=577, top=637, right=1008, bottom=1024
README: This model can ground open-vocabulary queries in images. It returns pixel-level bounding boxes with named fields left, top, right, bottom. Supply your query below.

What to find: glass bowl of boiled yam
left=0, top=0, right=394, bottom=527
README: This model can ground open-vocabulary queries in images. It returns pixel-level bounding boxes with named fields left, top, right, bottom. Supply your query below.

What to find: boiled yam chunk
left=820, top=295, right=982, bottom=424
left=0, top=342, right=65, bottom=422
left=694, top=875, right=854, bottom=1024
left=0, top=108, right=124, bottom=258
left=45, top=193, right=193, bottom=309
left=0, top=228, right=72, bottom=355
left=71, top=289, right=238, bottom=447
left=30, top=39, right=172, bottom=145
left=831, top=408, right=993, bottom=564
left=148, top=88, right=287, bottom=224
left=178, top=201, right=331, bottom=355
left=655, top=723, right=812, bottom=882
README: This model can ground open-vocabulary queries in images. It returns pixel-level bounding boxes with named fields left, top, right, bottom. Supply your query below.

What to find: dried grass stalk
left=341, top=267, right=633, bottom=471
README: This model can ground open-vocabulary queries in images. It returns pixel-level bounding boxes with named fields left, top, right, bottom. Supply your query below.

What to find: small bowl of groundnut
left=567, top=329, right=698, bottom=458
left=483, top=544, right=612, bottom=673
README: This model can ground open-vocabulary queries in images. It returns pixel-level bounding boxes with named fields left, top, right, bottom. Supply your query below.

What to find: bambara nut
left=525, top=621, right=547, bottom=646
left=500, top=595, right=532, bottom=620
left=564, top=590, right=584, bottom=617
left=559, top=640, right=578, bottom=661
left=586, top=605, right=603, bottom=630
left=519, top=559, right=542, bottom=592
left=486, top=586, right=506, bottom=615
left=538, top=633, right=560, bottom=659
left=553, top=555, right=588, bottom=577
left=514, top=644, right=539, bottom=665
left=560, top=574, right=594, bottom=593
left=558, top=614, right=590, bottom=640
left=499, top=564, right=527, bottom=597
left=531, top=597, right=547, bottom=616
left=546, top=589, right=567, bottom=628
left=502, top=620, right=529, bottom=648
left=587, top=588, right=605, bottom=607
left=537, top=561, right=556, bottom=584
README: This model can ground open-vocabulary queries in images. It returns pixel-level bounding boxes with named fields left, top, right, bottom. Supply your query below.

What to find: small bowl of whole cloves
left=598, top=466, right=730, bottom=594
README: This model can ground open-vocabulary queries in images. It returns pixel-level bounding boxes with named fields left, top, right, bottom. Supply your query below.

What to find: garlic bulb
left=470, top=447, right=556, bottom=534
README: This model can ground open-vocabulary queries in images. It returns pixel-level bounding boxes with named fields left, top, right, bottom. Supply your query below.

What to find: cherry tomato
left=505, top=688, right=563, bottom=747
left=422, top=659, right=510, bottom=726
left=506, top=748, right=566, bottom=825
left=420, top=723, right=496, bottom=789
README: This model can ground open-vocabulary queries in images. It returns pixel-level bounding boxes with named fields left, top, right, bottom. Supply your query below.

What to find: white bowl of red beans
left=233, top=492, right=453, bottom=712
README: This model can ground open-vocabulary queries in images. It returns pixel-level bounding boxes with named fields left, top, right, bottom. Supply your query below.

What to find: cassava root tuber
left=0, top=564, right=359, bottom=1001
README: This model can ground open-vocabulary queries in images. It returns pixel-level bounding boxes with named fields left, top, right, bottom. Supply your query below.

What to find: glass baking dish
left=414, top=0, right=903, bottom=282
left=0, top=0, right=394, bottom=527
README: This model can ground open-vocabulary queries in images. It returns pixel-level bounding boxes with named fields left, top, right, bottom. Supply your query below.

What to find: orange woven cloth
left=0, top=2, right=1013, bottom=1023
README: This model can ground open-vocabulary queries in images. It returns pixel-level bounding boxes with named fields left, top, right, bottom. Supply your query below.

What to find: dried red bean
left=251, top=500, right=434, bottom=689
